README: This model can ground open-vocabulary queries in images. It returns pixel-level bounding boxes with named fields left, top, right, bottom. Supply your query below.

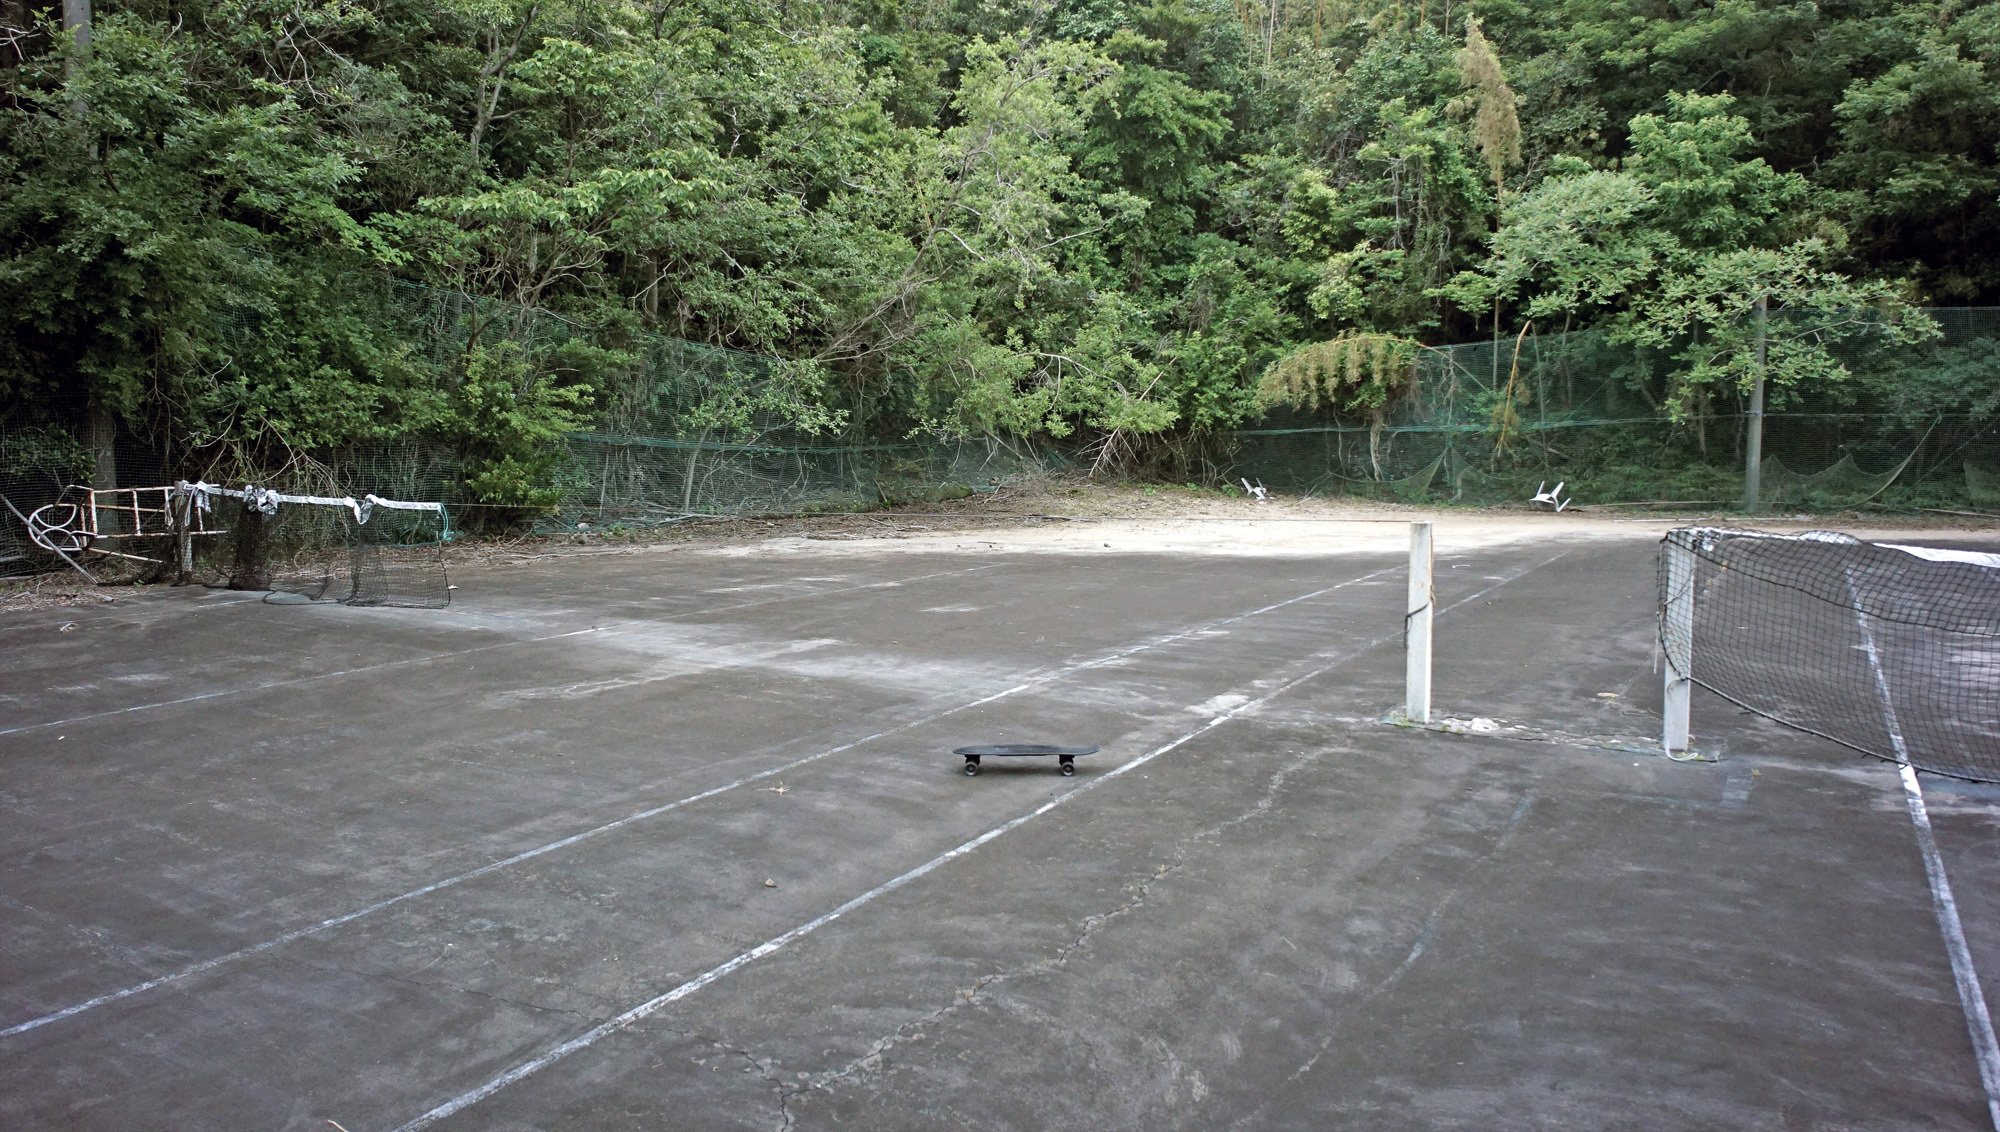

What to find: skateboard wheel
left=965, top=762, right=979, bottom=775
left=1060, top=761, right=1075, bottom=776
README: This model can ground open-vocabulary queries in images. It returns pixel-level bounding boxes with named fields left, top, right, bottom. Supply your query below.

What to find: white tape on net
left=1880, top=543, right=2000, bottom=570
left=177, top=482, right=445, bottom=525
left=364, top=494, right=445, bottom=513
left=1670, top=526, right=2000, bottom=571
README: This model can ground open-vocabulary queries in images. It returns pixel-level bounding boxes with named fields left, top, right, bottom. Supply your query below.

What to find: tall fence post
left=1662, top=535, right=1695, bottom=752
left=1407, top=520, right=1433, bottom=724
left=1743, top=294, right=1768, bottom=511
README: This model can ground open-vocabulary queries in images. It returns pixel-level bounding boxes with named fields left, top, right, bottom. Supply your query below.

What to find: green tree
left=1441, top=93, right=1933, bottom=420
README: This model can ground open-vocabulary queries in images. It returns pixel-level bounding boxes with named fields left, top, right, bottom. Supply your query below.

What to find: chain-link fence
left=1231, top=310, right=2000, bottom=511
left=0, top=283, right=1066, bottom=577
left=7, top=294, right=1998, bottom=580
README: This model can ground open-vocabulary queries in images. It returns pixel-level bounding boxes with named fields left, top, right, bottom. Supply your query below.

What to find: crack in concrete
left=632, top=1021, right=796, bottom=1130
left=1226, top=784, right=1542, bottom=1131
left=771, top=747, right=1331, bottom=1128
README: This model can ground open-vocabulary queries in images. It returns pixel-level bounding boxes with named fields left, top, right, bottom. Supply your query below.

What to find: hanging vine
left=1257, top=333, right=1420, bottom=415
left=1258, top=334, right=1422, bottom=480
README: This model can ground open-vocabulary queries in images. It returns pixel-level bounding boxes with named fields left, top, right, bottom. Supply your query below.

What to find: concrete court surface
left=2, top=516, right=1998, bottom=1131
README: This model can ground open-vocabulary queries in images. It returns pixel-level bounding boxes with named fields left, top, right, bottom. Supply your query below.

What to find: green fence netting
left=1231, top=309, right=2000, bottom=511
left=7, top=297, right=1999, bottom=580
left=373, top=283, right=1066, bottom=526
left=1, top=282, right=1067, bottom=576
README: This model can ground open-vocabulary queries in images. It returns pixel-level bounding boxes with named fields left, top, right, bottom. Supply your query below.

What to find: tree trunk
left=468, top=5, right=539, bottom=172
left=2, top=0, right=35, bottom=72
left=87, top=394, right=116, bottom=490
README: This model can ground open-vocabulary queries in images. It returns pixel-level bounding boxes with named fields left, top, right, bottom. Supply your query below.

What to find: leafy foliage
left=1, top=0, right=1994, bottom=496
left=1258, top=333, right=1418, bottom=416
left=447, top=341, right=592, bottom=513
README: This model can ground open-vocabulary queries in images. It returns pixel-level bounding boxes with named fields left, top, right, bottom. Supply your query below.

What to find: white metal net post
left=1661, top=536, right=1695, bottom=752
left=1407, top=521, right=1434, bottom=724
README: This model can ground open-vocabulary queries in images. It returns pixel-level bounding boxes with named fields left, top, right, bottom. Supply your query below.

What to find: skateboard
left=954, top=744, right=1100, bottom=776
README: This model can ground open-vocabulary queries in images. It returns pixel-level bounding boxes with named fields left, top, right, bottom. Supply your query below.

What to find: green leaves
left=1, top=0, right=1994, bottom=493
left=1624, top=93, right=1809, bottom=252
left=1434, top=89, right=1938, bottom=421
left=1615, top=241, right=1937, bottom=418
left=0, top=6, right=385, bottom=445
left=447, top=340, right=592, bottom=509
left=1438, top=166, right=1661, bottom=322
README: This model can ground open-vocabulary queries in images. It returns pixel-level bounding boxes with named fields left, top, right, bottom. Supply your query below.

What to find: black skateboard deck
left=954, top=744, right=1100, bottom=776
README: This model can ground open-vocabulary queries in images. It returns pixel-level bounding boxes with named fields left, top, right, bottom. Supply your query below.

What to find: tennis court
left=3, top=514, right=1999, bottom=1130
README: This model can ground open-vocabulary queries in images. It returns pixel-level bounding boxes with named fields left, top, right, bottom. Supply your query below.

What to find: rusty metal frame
left=27, top=484, right=227, bottom=567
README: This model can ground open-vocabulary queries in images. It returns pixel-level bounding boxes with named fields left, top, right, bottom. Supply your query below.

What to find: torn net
left=186, top=485, right=452, bottom=608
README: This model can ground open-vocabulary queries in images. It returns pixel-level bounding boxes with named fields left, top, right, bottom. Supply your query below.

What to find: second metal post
left=1407, top=520, right=1434, bottom=723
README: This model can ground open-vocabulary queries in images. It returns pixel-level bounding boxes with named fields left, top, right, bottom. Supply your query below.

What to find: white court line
left=1849, top=579, right=2000, bottom=1130
left=0, top=563, right=1008, bottom=738
left=1898, top=765, right=2000, bottom=1132
left=0, top=567, right=1398, bottom=1040
left=389, top=551, right=1567, bottom=1132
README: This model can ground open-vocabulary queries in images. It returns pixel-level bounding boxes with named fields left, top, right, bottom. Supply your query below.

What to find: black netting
left=1, top=438, right=105, bottom=579
left=347, top=504, right=454, bottom=608
left=1659, top=527, right=2000, bottom=781
left=0, top=501, right=33, bottom=577
left=188, top=492, right=451, bottom=608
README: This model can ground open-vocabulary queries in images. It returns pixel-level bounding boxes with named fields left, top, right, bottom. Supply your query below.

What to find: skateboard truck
left=954, top=744, right=1100, bottom=777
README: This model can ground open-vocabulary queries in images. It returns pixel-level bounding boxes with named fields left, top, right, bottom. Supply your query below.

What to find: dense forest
left=2, top=0, right=1996, bottom=498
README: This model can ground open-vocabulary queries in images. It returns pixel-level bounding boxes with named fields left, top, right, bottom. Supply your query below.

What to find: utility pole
left=1742, top=294, right=1767, bottom=511
left=62, top=0, right=88, bottom=51
left=63, top=0, right=89, bottom=122
left=64, top=0, right=113, bottom=489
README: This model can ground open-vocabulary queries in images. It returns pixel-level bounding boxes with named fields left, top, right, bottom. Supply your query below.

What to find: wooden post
left=1662, top=536, right=1695, bottom=752
left=1407, top=520, right=1434, bottom=724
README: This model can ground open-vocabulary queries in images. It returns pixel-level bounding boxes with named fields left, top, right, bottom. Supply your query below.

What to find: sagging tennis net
left=1658, top=528, right=2000, bottom=781
left=182, top=483, right=453, bottom=608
